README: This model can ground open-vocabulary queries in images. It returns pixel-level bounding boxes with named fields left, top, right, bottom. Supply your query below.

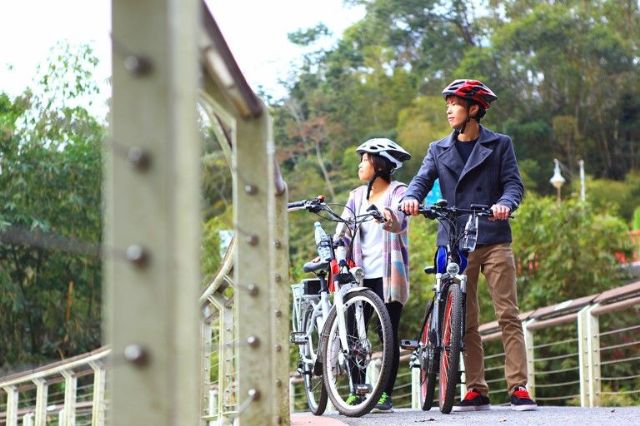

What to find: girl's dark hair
left=367, top=154, right=393, bottom=182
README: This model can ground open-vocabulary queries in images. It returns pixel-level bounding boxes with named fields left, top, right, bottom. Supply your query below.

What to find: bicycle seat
left=303, top=260, right=330, bottom=273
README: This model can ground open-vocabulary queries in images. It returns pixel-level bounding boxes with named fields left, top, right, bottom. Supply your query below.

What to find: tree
left=0, top=43, right=104, bottom=370
left=511, top=195, right=632, bottom=309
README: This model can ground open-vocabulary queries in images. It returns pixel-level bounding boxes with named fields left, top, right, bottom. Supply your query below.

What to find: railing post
left=108, top=0, right=201, bottom=424
left=22, top=413, right=34, bottom=426
left=366, top=358, right=382, bottom=389
left=89, top=361, right=106, bottom=426
left=209, top=388, right=218, bottom=421
left=61, top=370, right=77, bottom=426
left=234, top=112, right=279, bottom=424
left=289, top=377, right=296, bottom=414
left=411, top=367, right=420, bottom=409
left=206, top=291, right=236, bottom=422
left=522, top=319, right=536, bottom=398
left=200, top=309, right=213, bottom=425
left=3, top=385, right=19, bottom=426
left=270, top=177, right=289, bottom=423
left=32, top=378, right=47, bottom=426
left=578, top=304, right=601, bottom=407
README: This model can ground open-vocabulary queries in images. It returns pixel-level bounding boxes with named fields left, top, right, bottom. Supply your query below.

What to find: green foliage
left=0, top=43, right=104, bottom=370
left=583, top=172, right=640, bottom=223
left=511, top=194, right=632, bottom=309
left=633, top=207, right=640, bottom=231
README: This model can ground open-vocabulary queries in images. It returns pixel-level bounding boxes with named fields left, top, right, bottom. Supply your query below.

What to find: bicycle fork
left=334, top=285, right=372, bottom=395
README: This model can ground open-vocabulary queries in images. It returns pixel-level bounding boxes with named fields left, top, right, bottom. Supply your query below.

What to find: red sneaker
left=453, top=388, right=490, bottom=412
left=510, top=386, right=537, bottom=411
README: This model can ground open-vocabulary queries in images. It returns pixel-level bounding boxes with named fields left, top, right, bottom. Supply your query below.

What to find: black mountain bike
left=401, top=199, right=496, bottom=414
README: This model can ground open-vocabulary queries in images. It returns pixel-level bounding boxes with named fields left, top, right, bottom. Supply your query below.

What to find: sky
left=0, top=0, right=365, bottom=108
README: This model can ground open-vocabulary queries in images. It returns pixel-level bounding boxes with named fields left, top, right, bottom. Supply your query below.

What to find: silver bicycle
left=289, top=196, right=393, bottom=417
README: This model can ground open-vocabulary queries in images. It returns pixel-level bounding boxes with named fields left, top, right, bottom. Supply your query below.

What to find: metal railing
left=0, top=348, right=108, bottom=425
left=287, top=280, right=640, bottom=411
left=470, top=280, right=640, bottom=407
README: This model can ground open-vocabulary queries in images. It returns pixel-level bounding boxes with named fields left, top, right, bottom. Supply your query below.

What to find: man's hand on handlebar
left=399, top=198, right=420, bottom=216
left=490, top=203, right=511, bottom=221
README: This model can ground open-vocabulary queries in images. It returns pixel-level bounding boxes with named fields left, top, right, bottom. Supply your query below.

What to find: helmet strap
left=458, top=102, right=476, bottom=134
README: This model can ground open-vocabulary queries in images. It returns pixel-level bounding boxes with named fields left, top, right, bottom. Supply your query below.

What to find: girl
left=340, top=138, right=411, bottom=412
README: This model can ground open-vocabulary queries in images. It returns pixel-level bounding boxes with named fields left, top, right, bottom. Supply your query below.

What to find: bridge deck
left=293, top=406, right=640, bottom=425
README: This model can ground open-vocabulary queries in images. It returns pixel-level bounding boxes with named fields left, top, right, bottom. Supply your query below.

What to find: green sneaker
left=372, top=392, right=393, bottom=413
left=346, top=394, right=363, bottom=406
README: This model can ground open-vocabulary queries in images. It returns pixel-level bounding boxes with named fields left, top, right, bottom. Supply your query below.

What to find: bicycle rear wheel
left=438, top=282, right=462, bottom=414
left=419, top=302, right=437, bottom=411
left=321, top=289, right=393, bottom=417
left=300, top=309, right=328, bottom=415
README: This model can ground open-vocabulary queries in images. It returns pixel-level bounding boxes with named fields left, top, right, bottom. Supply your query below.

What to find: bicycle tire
left=320, top=289, right=393, bottom=417
left=438, top=282, right=463, bottom=414
left=300, top=309, right=328, bottom=415
left=419, top=302, right=437, bottom=411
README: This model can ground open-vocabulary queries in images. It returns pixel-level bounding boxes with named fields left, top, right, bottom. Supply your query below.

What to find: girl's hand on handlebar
left=382, top=209, right=392, bottom=223
left=400, top=198, right=420, bottom=216
left=490, top=203, right=511, bottom=221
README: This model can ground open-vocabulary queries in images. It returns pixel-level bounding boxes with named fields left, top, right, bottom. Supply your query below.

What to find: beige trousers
left=463, top=242, right=527, bottom=396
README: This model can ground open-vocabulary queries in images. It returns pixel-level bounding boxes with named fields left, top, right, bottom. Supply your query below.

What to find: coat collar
left=437, top=125, right=500, bottom=148
left=436, top=125, right=498, bottom=182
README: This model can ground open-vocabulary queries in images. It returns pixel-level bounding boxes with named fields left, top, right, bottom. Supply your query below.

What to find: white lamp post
left=550, top=158, right=565, bottom=202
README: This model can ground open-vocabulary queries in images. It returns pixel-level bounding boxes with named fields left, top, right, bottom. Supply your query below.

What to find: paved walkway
left=291, top=413, right=346, bottom=426
left=313, top=406, right=640, bottom=425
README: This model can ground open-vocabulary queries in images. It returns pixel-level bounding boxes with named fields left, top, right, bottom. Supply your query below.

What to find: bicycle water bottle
left=460, top=214, right=478, bottom=252
left=314, top=222, right=332, bottom=261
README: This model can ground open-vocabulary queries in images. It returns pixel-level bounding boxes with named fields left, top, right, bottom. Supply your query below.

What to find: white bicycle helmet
left=356, top=138, right=412, bottom=173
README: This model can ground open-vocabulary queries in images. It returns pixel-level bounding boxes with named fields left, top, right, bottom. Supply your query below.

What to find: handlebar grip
left=287, top=200, right=307, bottom=211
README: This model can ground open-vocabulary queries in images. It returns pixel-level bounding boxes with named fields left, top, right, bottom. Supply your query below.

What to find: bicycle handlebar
left=287, top=195, right=325, bottom=212
left=398, top=202, right=514, bottom=220
left=417, top=204, right=494, bottom=218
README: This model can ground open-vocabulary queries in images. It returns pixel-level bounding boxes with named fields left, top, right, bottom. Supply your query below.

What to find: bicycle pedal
left=355, top=384, right=372, bottom=396
left=289, top=332, right=308, bottom=345
left=400, top=339, right=419, bottom=350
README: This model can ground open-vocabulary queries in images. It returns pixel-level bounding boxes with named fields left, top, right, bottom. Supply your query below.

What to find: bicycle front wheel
left=300, top=309, right=328, bottom=415
left=438, top=282, right=463, bottom=414
left=321, top=289, right=393, bottom=417
left=419, top=302, right=437, bottom=411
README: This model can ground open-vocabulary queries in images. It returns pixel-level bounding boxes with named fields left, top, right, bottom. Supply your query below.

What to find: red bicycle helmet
left=442, top=79, right=497, bottom=110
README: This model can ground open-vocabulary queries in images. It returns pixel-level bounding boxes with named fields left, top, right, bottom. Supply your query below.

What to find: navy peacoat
left=405, top=125, right=524, bottom=246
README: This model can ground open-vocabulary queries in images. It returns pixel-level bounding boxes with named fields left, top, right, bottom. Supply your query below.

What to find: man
left=400, top=79, right=537, bottom=411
